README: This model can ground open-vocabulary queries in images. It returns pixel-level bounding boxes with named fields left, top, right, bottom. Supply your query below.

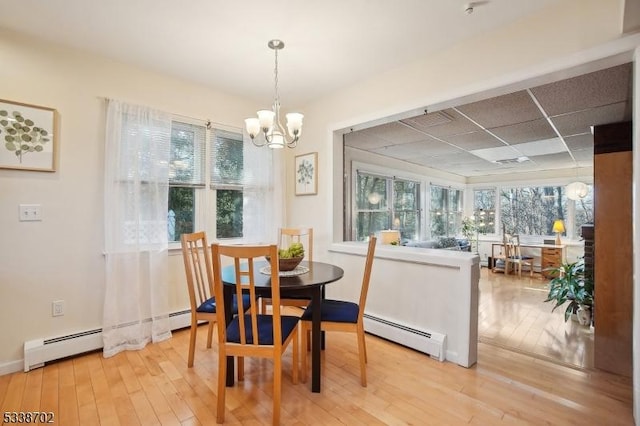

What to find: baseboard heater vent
left=363, top=313, right=446, bottom=362
left=23, top=309, right=192, bottom=372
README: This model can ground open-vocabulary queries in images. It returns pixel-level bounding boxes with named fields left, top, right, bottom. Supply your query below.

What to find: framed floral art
left=0, top=99, right=57, bottom=172
left=295, top=152, right=317, bottom=195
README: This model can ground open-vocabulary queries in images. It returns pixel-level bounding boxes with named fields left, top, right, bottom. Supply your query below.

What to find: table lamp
left=380, top=230, right=401, bottom=245
left=552, top=220, right=565, bottom=245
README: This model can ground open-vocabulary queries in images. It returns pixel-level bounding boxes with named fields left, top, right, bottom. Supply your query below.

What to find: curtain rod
left=99, top=96, right=240, bottom=132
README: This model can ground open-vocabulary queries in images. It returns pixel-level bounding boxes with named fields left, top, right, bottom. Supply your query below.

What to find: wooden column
left=593, top=121, right=632, bottom=377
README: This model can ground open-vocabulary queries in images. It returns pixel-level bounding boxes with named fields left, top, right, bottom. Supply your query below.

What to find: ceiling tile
left=402, top=108, right=481, bottom=137
left=510, top=137, right=566, bottom=157
left=455, top=91, right=543, bottom=128
left=564, top=133, right=593, bottom=151
left=550, top=101, right=631, bottom=137
left=530, top=63, right=632, bottom=116
left=368, top=121, right=426, bottom=145
left=469, top=145, right=525, bottom=162
left=442, top=130, right=505, bottom=150
left=489, top=118, right=557, bottom=144
left=371, top=139, right=460, bottom=159
left=343, top=130, right=389, bottom=150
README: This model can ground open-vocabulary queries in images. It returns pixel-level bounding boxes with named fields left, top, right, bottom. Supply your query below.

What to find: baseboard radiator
left=23, top=310, right=191, bottom=372
left=363, top=313, right=446, bottom=362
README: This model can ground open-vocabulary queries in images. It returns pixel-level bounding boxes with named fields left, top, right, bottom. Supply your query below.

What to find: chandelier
left=245, top=39, right=303, bottom=149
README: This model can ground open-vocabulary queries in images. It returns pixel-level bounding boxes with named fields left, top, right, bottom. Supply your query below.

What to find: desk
left=221, top=260, right=344, bottom=393
left=491, top=243, right=566, bottom=278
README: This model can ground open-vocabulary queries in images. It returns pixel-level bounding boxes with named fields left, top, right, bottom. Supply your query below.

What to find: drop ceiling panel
left=571, top=149, right=594, bottom=162
left=564, top=133, right=593, bottom=151
left=489, top=118, right=557, bottom=144
left=372, top=139, right=460, bottom=159
left=527, top=151, right=574, bottom=167
left=343, top=130, right=389, bottom=150
left=510, top=137, right=566, bottom=157
left=443, top=130, right=505, bottom=150
left=469, top=145, right=522, bottom=162
left=402, top=108, right=481, bottom=137
left=344, top=63, right=630, bottom=179
left=368, top=121, right=426, bottom=145
left=530, top=63, right=632, bottom=116
left=455, top=91, right=543, bottom=128
left=550, top=102, right=631, bottom=137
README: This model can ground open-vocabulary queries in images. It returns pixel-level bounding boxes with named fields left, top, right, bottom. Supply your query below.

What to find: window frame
left=168, top=118, right=246, bottom=247
left=351, top=166, right=422, bottom=242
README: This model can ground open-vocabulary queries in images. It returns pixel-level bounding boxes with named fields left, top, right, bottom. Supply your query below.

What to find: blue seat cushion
left=196, top=294, right=252, bottom=315
left=226, top=315, right=300, bottom=345
left=301, top=299, right=360, bottom=323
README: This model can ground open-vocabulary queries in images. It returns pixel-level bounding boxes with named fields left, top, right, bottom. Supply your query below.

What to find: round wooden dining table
left=221, top=260, right=344, bottom=393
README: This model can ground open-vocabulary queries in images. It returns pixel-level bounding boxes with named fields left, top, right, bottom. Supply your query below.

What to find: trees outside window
left=430, top=185, right=462, bottom=238
left=354, top=171, right=420, bottom=241
left=498, top=185, right=593, bottom=238
left=473, top=188, right=496, bottom=235
left=168, top=121, right=244, bottom=242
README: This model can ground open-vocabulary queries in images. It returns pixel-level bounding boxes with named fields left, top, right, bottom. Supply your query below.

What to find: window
left=353, top=171, right=420, bottom=242
left=167, top=121, right=245, bottom=242
left=211, top=130, right=243, bottom=239
left=498, top=185, right=590, bottom=237
left=472, top=188, right=496, bottom=234
left=429, top=185, right=462, bottom=237
left=168, top=121, right=205, bottom=242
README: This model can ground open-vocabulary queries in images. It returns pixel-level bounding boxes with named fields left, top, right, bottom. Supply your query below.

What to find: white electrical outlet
left=19, top=204, right=42, bottom=222
left=52, top=300, right=64, bottom=317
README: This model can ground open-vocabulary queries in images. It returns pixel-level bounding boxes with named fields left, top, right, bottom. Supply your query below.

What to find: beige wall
left=0, top=29, right=255, bottom=369
left=0, top=0, right=635, bottom=376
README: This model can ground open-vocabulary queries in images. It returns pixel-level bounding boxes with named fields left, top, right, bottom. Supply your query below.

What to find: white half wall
left=328, top=242, right=480, bottom=367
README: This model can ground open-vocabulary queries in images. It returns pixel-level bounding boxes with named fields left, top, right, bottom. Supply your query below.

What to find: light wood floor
left=0, top=320, right=633, bottom=425
left=479, top=266, right=594, bottom=369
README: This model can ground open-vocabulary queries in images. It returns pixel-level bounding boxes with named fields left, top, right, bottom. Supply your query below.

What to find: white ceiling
left=1, top=0, right=632, bottom=178
left=0, top=0, right=562, bottom=107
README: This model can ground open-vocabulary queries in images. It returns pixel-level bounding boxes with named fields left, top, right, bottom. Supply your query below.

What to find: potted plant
left=544, top=259, right=594, bottom=325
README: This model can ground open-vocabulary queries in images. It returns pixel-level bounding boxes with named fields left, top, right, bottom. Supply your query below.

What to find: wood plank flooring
left=0, top=318, right=633, bottom=425
left=479, top=266, right=594, bottom=369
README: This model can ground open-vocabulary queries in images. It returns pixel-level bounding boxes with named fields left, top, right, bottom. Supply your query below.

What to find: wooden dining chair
left=180, top=232, right=251, bottom=368
left=492, top=232, right=512, bottom=274
left=300, top=236, right=377, bottom=387
left=211, top=243, right=299, bottom=425
left=506, top=234, right=534, bottom=277
left=261, top=227, right=313, bottom=313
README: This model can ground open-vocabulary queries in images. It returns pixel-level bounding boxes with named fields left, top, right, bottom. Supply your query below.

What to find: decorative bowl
left=265, top=255, right=304, bottom=271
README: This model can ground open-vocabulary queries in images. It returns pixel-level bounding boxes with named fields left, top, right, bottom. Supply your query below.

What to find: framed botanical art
left=0, top=99, right=57, bottom=172
left=295, top=152, right=317, bottom=195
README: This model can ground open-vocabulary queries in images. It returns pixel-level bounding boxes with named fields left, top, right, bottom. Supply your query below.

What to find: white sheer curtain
left=103, top=100, right=172, bottom=358
left=242, top=131, right=285, bottom=244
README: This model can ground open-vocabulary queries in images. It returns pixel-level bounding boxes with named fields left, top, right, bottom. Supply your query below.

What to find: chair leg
left=291, top=331, right=299, bottom=385
left=206, top=321, right=214, bottom=348
left=273, top=356, right=282, bottom=426
left=216, top=349, right=227, bottom=424
left=237, top=356, right=244, bottom=381
left=357, top=324, right=367, bottom=387
left=300, top=323, right=309, bottom=383
left=188, top=320, right=198, bottom=368
left=261, top=298, right=268, bottom=314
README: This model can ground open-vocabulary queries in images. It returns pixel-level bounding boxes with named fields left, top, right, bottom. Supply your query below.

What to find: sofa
left=404, top=237, right=471, bottom=251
